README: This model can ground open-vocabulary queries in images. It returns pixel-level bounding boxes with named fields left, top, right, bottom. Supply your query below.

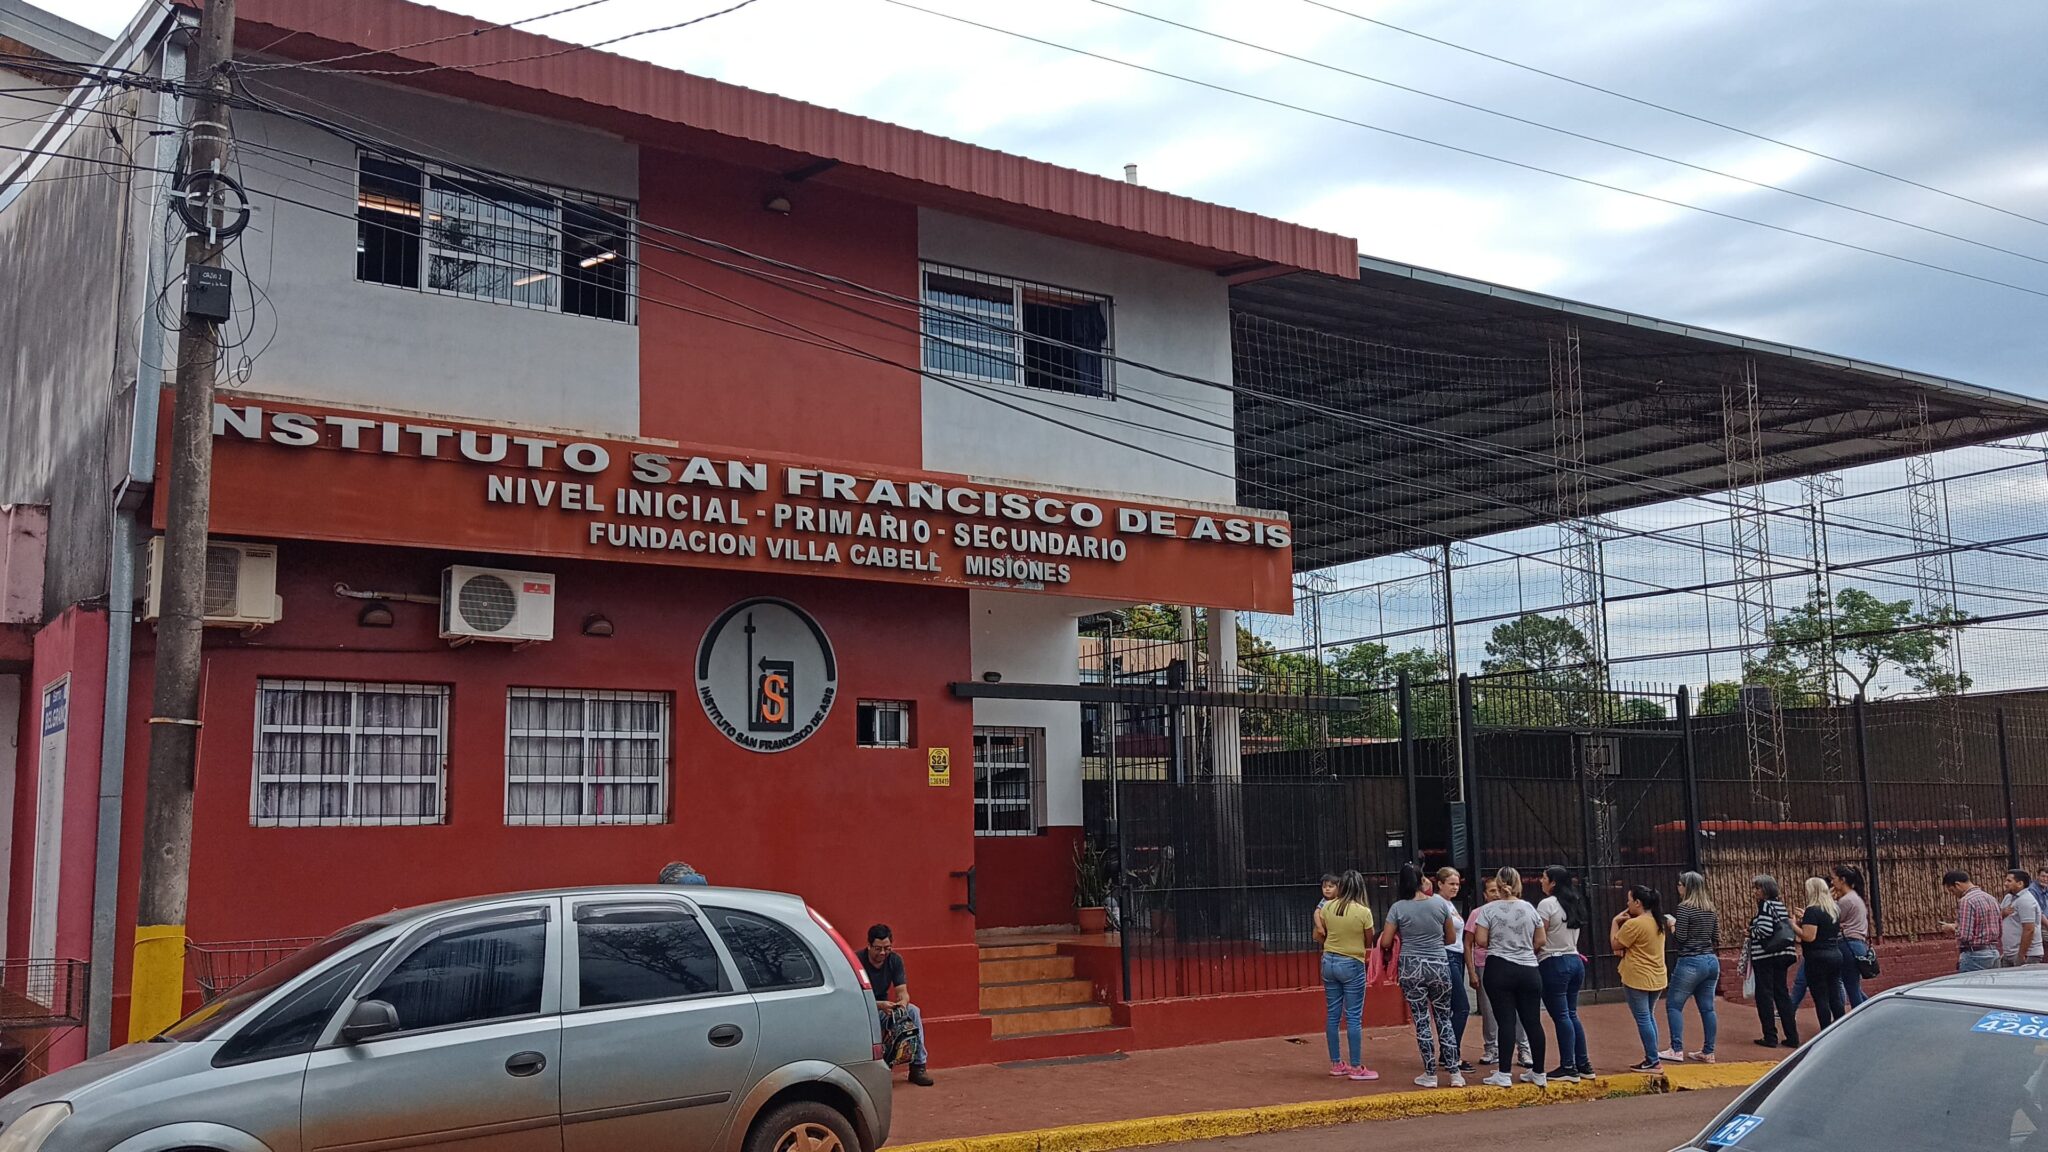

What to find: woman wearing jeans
left=1663, top=872, right=1720, bottom=1064
left=1433, top=868, right=1473, bottom=1072
left=1380, top=863, right=1463, bottom=1088
left=1611, top=884, right=1670, bottom=1073
left=1315, top=870, right=1378, bottom=1080
left=1536, top=865, right=1591, bottom=1081
left=1832, top=865, right=1872, bottom=1008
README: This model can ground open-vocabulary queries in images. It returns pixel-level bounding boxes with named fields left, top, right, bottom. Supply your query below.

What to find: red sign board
left=161, top=394, right=1296, bottom=613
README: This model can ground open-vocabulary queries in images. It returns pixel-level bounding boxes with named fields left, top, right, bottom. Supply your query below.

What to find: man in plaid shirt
left=1941, top=870, right=2004, bottom=972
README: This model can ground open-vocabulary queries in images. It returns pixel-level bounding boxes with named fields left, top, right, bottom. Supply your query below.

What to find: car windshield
left=160, top=923, right=382, bottom=1042
left=1699, top=995, right=2048, bottom=1151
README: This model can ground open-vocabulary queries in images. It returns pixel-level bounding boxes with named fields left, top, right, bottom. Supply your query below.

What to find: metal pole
left=1852, top=695, right=1882, bottom=938
left=1575, top=724, right=1599, bottom=993
left=1398, top=672, right=1421, bottom=864
left=130, top=0, right=237, bottom=1045
left=1458, top=674, right=1480, bottom=879
left=1999, top=708, right=2021, bottom=870
left=1443, top=545, right=1464, bottom=802
left=1679, top=686, right=1704, bottom=873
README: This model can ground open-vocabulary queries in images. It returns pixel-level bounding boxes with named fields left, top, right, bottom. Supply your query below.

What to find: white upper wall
left=229, top=70, right=639, bottom=435
left=917, top=209, right=1236, bottom=506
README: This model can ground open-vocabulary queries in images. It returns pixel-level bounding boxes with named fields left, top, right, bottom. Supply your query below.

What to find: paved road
left=1165, top=1088, right=1740, bottom=1152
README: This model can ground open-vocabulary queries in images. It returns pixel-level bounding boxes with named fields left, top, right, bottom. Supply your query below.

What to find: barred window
left=506, top=689, right=670, bottom=825
left=920, top=264, right=1112, bottom=397
left=974, top=726, right=1045, bottom=836
left=253, top=680, right=448, bottom=827
left=857, top=700, right=913, bottom=748
left=356, top=151, right=636, bottom=323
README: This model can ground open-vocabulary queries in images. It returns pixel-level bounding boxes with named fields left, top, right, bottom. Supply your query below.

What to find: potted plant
left=1073, top=841, right=1113, bottom=934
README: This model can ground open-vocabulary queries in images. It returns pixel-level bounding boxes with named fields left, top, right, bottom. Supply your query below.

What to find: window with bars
left=973, top=726, right=1045, bottom=836
left=505, top=689, right=670, bottom=825
left=920, top=264, right=1112, bottom=397
left=356, top=151, right=636, bottom=323
left=857, top=700, right=913, bottom=748
left=252, top=680, right=448, bottom=827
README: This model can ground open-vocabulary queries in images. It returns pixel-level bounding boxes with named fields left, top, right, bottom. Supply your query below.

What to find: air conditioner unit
left=441, top=565, right=555, bottom=643
left=143, top=537, right=282, bottom=627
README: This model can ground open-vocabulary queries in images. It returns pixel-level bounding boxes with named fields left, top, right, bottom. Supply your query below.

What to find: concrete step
left=978, top=943, right=1060, bottom=962
left=985, top=1002, right=1115, bottom=1038
left=979, top=956, right=1075, bottom=984
left=979, top=978, right=1095, bottom=1011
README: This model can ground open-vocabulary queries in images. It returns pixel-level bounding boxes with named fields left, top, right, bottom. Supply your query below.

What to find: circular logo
left=696, top=597, right=838, bottom=753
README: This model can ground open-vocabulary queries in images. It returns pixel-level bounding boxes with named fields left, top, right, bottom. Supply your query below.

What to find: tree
left=1475, top=614, right=1604, bottom=726
left=1746, top=587, right=1970, bottom=703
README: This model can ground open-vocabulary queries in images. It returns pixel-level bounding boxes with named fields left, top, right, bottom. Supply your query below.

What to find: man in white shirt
left=2001, top=869, right=2043, bottom=966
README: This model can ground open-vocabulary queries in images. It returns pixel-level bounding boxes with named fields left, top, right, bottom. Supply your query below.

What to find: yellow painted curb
left=1662, top=1060, right=1779, bottom=1092
left=892, top=1072, right=1694, bottom=1152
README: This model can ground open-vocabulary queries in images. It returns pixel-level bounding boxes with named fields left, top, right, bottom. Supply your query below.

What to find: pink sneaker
left=1348, top=1066, right=1380, bottom=1081
left=1330, top=1062, right=1353, bottom=1077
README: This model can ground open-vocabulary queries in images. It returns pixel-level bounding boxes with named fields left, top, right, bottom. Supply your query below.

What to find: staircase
left=978, top=942, right=1113, bottom=1038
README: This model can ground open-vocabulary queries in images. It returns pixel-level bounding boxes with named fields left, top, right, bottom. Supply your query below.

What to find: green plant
left=1073, top=841, right=1113, bottom=908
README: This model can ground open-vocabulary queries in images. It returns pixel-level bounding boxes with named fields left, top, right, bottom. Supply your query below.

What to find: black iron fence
left=1085, top=672, right=2048, bottom=1002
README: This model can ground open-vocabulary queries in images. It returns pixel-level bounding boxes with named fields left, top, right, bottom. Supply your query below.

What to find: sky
left=40, top=0, right=2048, bottom=397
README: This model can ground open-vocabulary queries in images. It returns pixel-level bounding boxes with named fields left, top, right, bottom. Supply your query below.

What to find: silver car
left=0, top=886, right=892, bottom=1152
left=1677, top=965, right=2048, bottom=1151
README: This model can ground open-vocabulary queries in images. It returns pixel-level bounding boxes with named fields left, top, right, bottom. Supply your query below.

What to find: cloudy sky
left=44, top=0, right=2048, bottom=396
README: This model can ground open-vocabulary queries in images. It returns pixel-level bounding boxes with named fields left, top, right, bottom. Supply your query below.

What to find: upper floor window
left=356, top=151, right=636, bottom=323
left=921, top=264, right=1112, bottom=397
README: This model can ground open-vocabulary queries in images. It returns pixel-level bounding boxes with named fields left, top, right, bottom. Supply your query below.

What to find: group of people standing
left=1314, top=861, right=1879, bottom=1087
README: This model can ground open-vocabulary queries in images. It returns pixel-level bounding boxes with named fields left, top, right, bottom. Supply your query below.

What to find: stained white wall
left=0, top=674, right=18, bottom=958
left=918, top=210, right=1236, bottom=505
left=228, top=71, right=639, bottom=435
left=968, top=590, right=1096, bottom=828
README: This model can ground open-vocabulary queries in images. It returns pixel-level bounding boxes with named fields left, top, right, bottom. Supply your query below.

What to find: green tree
left=1474, top=614, right=1604, bottom=726
left=1747, top=588, right=1970, bottom=703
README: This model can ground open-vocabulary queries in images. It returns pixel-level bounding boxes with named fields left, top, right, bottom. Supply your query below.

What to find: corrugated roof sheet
left=205, top=0, right=1357, bottom=278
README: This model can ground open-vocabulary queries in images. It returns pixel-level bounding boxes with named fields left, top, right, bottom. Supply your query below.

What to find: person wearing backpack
left=1746, top=875, right=1800, bottom=1049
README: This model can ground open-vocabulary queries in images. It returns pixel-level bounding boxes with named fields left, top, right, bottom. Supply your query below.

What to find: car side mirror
left=338, top=999, right=401, bottom=1044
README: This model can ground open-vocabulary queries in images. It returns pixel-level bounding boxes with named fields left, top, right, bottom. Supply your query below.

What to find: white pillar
left=1206, top=609, right=1241, bottom=779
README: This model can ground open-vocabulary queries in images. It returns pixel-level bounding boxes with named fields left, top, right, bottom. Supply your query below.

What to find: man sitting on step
left=859, top=924, right=935, bottom=1086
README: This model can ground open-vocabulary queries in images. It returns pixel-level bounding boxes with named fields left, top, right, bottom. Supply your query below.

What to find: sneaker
left=1348, top=1066, right=1380, bottom=1082
left=1659, top=1049, right=1686, bottom=1063
left=1546, top=1065, right=1581, bottom=1083
left=1575, top=1064, right=1595, bottom=1080
left=1455, top=1061, right=1476, bottom=1073
left=1629, top=1060, right=1663, bottom=1073
left=1330, top=1062, right=1353, bottom=1078
left=1689, top=1051, right=1717, bottom=1064
left=1529, top=1073, right=1548, bottom=1089
left=1449, top=1073, right=1467, bottom=1088
left=1414, top=1073, right=1441, bottom=1088
left=909, top=1065, right=935, bottom=1087
left=1481, top=1051, right=1499, bottom=1065
left=1482, top=1072, right=1514, bottom=1087
left=1753, top=1038, right=1779, bottom=1049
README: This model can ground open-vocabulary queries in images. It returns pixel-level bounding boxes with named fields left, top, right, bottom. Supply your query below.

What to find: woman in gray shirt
left=1471, top=867, right=1549, bottom=1088
left=1831, top=865, right=1872, bottom=1008
left=1379, top=862, right=1462, bottom=1088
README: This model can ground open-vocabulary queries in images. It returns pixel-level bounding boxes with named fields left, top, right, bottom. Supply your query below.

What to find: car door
left=559, top=896, right=759, bottom=1152
left=301, top=901, right=564, bottom=1152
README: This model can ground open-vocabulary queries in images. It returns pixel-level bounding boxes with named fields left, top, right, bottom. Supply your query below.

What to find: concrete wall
left=0, top=86, right=140, bottom=616
left=227, top=71, right=639, bottom=435
left=917, top=210, right=1236, bottom=505
left=969, top=590, right=1088, bottom=828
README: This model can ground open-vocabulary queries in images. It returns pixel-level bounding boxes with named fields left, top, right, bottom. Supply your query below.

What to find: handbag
left=1857, top=945, right=1880, bottom=979
left=1762, top=914, right=1796, bottom=954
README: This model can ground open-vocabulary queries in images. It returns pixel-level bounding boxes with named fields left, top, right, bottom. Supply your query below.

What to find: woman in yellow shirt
left=1314, top=870, right=1378, bottom=1080
left=1610, top=885, right=1671, bottom=1073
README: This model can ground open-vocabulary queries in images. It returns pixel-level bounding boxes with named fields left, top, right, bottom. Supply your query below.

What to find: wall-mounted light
left=358, top=601, right=395, bottom=628
left=582, top=613, right=615, bottom=638
left=762, top=194, right=792, bottom=215
left=981, top=671, right=1002, bottom=684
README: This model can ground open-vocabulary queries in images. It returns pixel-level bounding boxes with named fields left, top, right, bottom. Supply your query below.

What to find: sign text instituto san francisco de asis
left=167, top=395, right=1296, bottom=613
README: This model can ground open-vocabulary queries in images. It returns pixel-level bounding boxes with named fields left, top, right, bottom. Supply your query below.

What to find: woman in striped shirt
left=1662, top=871, right=1720, bottom=1064
left=1747, top=875, right=1801, bottom=1049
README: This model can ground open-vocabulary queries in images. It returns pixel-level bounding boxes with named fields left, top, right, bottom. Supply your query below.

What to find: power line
left=1293, top=0, right=2048, bottom=233
left=236, top=0, right=628, bottom=73
left=1088, top=0, right=2048, bottom=271
left=873, top=0, right=2048, bottom=303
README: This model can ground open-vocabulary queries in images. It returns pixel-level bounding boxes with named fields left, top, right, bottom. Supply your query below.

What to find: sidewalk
left=892, top=998, right=1770, bottom=1145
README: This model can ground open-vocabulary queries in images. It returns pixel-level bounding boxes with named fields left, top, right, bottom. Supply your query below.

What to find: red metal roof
left=203, top=0, right=1357, bottom=278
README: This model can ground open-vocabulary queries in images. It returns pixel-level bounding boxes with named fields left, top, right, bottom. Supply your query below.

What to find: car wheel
left=748, top=1100, right=860, bottom=1152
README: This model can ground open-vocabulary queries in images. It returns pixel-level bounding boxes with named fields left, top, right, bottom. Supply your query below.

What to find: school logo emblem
left=696, top=597, right=837, bottom=752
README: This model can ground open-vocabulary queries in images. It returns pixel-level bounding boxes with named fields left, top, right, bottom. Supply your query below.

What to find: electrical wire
left=236, top=0, right=629, bottom=73
left=1293, top=0, right=2048, bottom=233
left=872, top=0, right=2048, bottom=303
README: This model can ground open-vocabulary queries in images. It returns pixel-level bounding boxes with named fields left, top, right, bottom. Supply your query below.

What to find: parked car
left=1677, top=965, right=2048, bottom=1151
left=0, top=886, right=890, bottom=1152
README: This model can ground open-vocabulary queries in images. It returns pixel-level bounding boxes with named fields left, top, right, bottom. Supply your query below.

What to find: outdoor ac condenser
left=440, top=565, right=555, bottom=642
left=143, top=537, right=283, bottom=627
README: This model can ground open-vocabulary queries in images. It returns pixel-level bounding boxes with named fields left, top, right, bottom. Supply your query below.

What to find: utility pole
left=129, top=0, right=238, bottom=1043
